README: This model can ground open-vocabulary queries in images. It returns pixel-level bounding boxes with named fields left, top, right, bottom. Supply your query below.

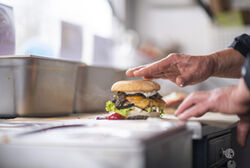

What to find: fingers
left=175, top=92, right=201, bottom=116
left=143, top=72, right=174, bottom=79
left=237, top=121, right=250, bottom=147
left=126, top=65, right=145, bottom=77
left=133, top=58, right=171, bottom=77
left=177, top=103, right=208, bottom=120
left=126, top=53, right=195, bottom=87
left=175, top=92, right=209, bottom=120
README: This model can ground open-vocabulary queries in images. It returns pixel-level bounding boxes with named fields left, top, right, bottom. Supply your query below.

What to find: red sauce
left=107, top=113, right=125, bottom=120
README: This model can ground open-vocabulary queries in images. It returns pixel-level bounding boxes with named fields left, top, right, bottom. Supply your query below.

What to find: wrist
left=209, top=48, right=245, bottom=78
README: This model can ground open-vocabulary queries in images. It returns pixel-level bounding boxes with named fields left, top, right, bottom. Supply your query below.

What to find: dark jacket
left=230, top=34, right=250, bottom=89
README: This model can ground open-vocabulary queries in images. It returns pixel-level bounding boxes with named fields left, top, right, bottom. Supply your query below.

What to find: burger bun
left=111, top=80, right=160, bottom=92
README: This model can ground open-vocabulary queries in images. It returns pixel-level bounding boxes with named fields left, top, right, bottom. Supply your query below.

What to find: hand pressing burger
left=125, top=33, right=250, bottom=147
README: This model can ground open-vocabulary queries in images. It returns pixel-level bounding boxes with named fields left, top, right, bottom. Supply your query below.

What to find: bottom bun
left=127, top=110, right=160, bottom=118
left=127, top=116, right=149, bottom=120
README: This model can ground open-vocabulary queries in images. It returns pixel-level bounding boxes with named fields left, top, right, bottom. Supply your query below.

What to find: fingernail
left=126, top=70, right=131, bottom=75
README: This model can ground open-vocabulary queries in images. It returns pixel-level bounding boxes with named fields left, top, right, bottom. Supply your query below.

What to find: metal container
left=0, top=119, right=192, bottom=168
left=0, top=55, right=84, bottom=117
left=74, top=66, right=125, bottom=113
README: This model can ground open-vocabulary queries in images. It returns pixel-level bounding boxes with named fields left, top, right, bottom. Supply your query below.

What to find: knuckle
left=189, top=92, right=196, bottom=97
left=196, top=110, right=204, bottom=117
left=167, top=53, right=179, bottom=58
left=189, top=91, right=200, bottom=98
left=196, top=91, right=207, bottom=97
left=187, top=93, right=195, bottom=100
left=187, top=91, right=206, bottom=102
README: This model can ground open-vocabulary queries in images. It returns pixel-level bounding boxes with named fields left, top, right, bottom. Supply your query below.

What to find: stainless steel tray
left=0, top=55, right=85, bottom=117
left=0, top=119, right=192, bottom=168
left=74, top=66, right=125, bottom=113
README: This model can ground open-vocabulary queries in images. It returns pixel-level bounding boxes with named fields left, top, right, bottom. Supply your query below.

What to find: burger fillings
left=105, top=80, right=165, bottom=120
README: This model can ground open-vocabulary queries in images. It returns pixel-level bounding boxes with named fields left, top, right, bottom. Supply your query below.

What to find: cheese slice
left=126, top=96, right=165, bottom=109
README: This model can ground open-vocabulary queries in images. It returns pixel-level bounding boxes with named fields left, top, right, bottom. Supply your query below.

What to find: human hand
left=175, top=78, right=250, bottom=146
left=126, top=48, right=245, bottom=87
left=126, top=53, right=216, bottom=87
left=237, top=114, right=250, bottom=147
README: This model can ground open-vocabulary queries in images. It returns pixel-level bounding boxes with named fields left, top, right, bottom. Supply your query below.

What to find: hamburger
left=104, top=80, right=165, bottom=120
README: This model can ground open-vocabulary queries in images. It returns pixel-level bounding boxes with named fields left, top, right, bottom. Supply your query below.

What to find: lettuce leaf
left=145, top=106, right=152, bottom=113
left=160, top=112, right=164, bottom=118
left=145, top=106, right=164, bottom=113
left=105, top=101, right=134, bottom=117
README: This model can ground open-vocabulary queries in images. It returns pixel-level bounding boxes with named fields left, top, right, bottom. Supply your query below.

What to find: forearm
left=210, top=48, right=245, bottom=78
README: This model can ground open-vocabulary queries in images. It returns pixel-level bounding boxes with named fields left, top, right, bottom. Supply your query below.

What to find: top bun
left=111, top=80, right=160, bottom=92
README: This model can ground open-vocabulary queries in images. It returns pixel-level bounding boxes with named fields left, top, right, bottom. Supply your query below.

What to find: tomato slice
left=107, top=113, right=125, bottom=120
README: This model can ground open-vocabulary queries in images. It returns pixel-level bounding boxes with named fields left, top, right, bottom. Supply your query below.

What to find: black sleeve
left=229, top=34, right=250, bottom=90
left=229, top=34, right=250, bottom=58
left=242, top=57, right=250, bottom=90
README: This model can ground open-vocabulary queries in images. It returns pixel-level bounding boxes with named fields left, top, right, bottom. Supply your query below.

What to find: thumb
left=176, top=75, right=190, bottom=87
left=237, top=121, right=250, bottom=147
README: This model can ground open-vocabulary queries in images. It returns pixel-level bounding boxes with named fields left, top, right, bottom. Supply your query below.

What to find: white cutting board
left=163, top=112, right=239, bottom=128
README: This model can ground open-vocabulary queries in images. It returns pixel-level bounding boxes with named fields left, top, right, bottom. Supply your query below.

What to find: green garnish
left=160, top=107, right=164, bottom=113
left=105, top=101, right=134, bottom=117
left=145, top=106, right=152, bottom=113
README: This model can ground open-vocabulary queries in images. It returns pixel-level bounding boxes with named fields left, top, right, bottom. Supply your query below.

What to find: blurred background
left=1, top=0, right=250, bottom=70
